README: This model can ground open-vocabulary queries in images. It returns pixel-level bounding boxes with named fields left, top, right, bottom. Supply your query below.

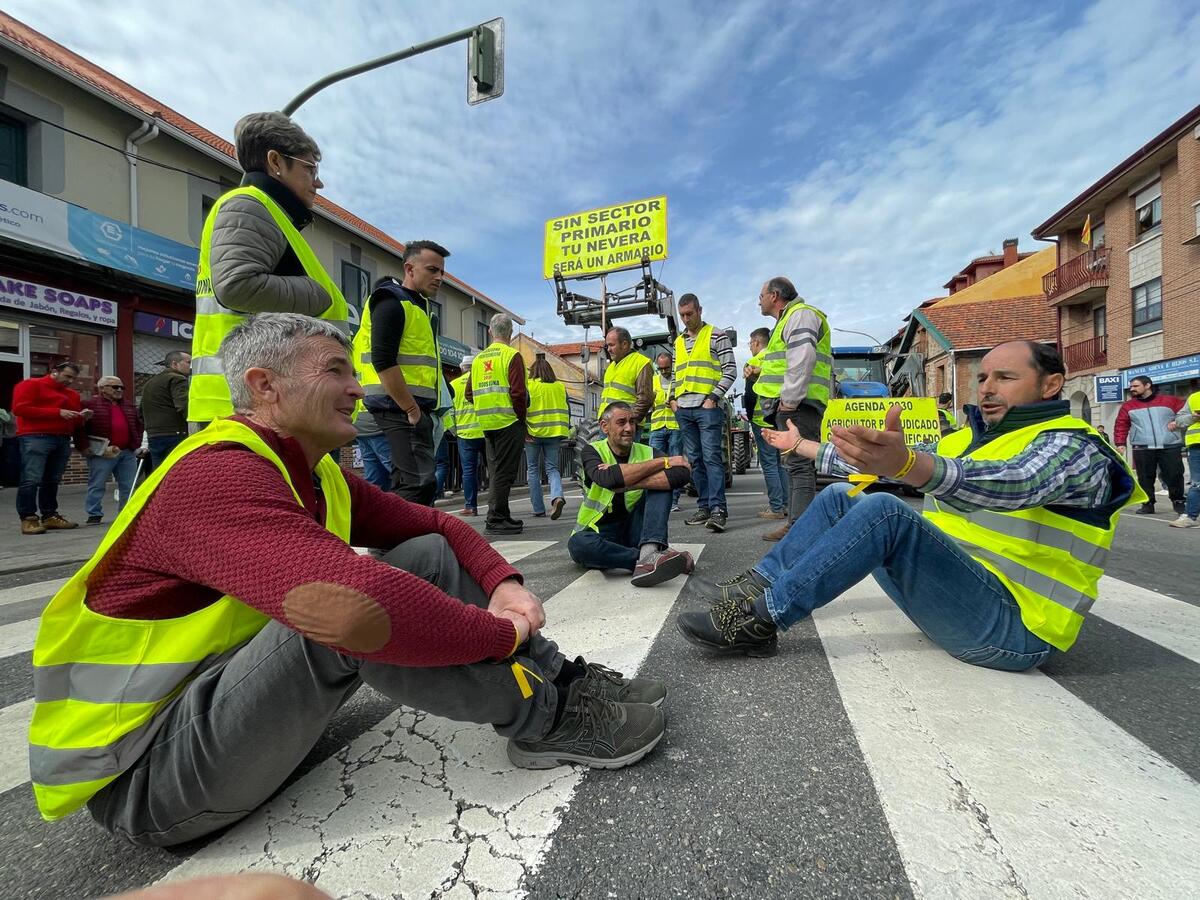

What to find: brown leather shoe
left=757, top=509, right=786, bottom=520
left=41, top=513, right=79, bottom=530
left=762, top=523, right=790, bottom=542
left=459, top=507, right=478, bottom=517
left=21, top=516, right=46, bottom=535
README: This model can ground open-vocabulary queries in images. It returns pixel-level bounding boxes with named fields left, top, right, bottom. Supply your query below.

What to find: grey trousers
left=87, top=534, right=565, bottom=847
left=779, top=405, right=824, bottom=524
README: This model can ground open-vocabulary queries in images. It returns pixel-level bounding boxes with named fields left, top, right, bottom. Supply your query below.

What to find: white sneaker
left=1169, top=514, right=1199, bottom=528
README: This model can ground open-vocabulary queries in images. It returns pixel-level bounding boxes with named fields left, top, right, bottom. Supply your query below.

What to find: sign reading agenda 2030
left=821, top=398, right=942, bottom=447
left=543, top=196, right=668, bottom=279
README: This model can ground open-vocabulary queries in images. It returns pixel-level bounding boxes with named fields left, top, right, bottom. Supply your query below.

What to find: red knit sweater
left=85, top=417, right=520, bottom=667
left=11, top=375, right=84, bottom=436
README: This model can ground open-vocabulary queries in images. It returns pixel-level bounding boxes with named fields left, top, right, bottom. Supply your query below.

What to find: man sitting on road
left=677, top=340, right=1145, bottom=670
left=568, top=401, right=695, bottom=587
left=29, top=313, right=667, bottom=847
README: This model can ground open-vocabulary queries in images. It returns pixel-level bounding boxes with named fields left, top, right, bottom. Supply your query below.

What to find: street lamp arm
left=282, top=25, right=479, bottom=115
left=833, top=327, right=885, bottom=347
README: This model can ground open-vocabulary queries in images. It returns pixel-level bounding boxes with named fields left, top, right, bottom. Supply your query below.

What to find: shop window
left=0, top=318, right=19, bottom=356
left=29, top=324, right=102, bottom=399
left=476, top=320, right=488, bottom=349
left=341, top=261, right=370, bottom=308
left=1093, top=305, right=1106, bottom=338
left=1132, top=279, right=1162, bottom=336
left=0, top=112, right=27, bottom=187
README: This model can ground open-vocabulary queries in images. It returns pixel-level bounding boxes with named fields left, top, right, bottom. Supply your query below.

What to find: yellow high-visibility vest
left=755, top=300, right=832, bottom=406
left=528, top=378, right=569, bottom=438
left=599, top=352, right=652, bottom=417
left=29, top=419, right=351, bottom=820
left=353, top=294, right=439, bottom=404
left=650, top=375, right=678, bottom=431
left=746, top=352, right=768, bottom=427
left=189, top=186, right=349, bottom=421
left=450, top=373, right=483, bottom=440
left=573, top=439, right=653, bottom=533
left=472, top=342, right=519, bottom=430
left=673, top=325, right=722, bottom=398
left=923, top=415, right=1146, bottom=651
left=1186, top=391, right=1200, bottom=447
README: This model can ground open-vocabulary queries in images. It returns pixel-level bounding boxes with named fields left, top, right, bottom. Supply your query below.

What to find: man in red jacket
left=77, top=375, right=147, bottom=525
left=11, top=361, right=91, bottom=535
left=1113, top=375, right=1186, bottom=514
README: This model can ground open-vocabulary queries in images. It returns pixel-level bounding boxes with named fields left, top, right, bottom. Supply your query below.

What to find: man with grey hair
left=188, top=111, right=349, bottom=423
left=29, top=313, right=668, bottom=845
left=77, top=375, right=146, bottom=525
left=468, top=313, right=529, bottom=534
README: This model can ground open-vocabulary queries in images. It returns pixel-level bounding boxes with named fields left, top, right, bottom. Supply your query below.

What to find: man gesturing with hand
left=677, top=340, right=1145, bottom=670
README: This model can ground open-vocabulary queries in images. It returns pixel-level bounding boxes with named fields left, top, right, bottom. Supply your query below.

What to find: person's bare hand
left=668, top=454, right=690, bottom=469
left=495, top=609, right=531, bottom=648
left=59, top=409, right=81, bottom=420
left=702, top=397, right=717, bottom=410
left=80, top=408, right=93, bottom=419
left=489, top=578, right=546, bottom=635
left=1167, top=421, right=1178, bottom=432
left=405, top=406, right=421, bottom=426
left=763, top=419, right=801, bottom=450
left=829, top=404, right=910, bottom=476
left=669, top=400, right=678, bottom=412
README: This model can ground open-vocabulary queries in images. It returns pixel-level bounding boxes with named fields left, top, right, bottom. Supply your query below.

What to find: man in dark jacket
left=1113, top=376, right=1186, bottom=514
left=78, top=376, right=147, bottom=525
left=139, top=351, right=190, bottom=466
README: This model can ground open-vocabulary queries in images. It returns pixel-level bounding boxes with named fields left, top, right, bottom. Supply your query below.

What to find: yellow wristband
left=664, top=456, right=670, bottom=470
left=509, top=627, right=521, bottom=658
left=893, top=448, right=918, bottom=479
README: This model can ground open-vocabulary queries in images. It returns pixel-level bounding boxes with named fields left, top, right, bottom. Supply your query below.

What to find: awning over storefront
left=439, top=336, right=472, bottom=366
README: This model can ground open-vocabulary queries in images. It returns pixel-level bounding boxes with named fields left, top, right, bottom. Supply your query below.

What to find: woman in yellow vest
left=647, top=351, right=684, bottom=511
left=679, top=341, right=1146, bottom=668
left=450, top=355, right=485, bottom=517
left=1172, top=389, right=1200, bottom=527
left=526, top=357, right=570, bottom=520
left=189, top=112, right=349, bottom=422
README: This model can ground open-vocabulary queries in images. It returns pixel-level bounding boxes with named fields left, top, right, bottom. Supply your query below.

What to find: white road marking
left=160, top=545, right=705, bottom=897
left=0, top=618, right=38, bottom=660
left=490, top=541, right=558, bottom=564
left=813, top=578, right=1200, bottom=900
left=0, top=577, right=68, bottom=608
left=1093, top=575, right=1200, bottom=665
left=0, top=699, right=33, bottom=793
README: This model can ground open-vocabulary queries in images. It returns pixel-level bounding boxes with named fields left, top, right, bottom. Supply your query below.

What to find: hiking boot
left=758, top=509, right=786, bottom=520
left=685, top=509, right=710, bottom=526
left=575, top=657, right=667, bottom=707
left=705, top=510, right=727, bottom=532
left=714, top=569, right=769, bottom=605
left=550, top=497, right=566, bottom=520
left=631, top=548, right=693, bottom=588
left=20, top=516, right=46, bottom=536
left=504, top=516, right=524, bottom=527
left=677, top=594, right=778, bottom=657
left=87, top=515, right=103, bottom=526
left=41, top=513, right=78, bottom=530
left=763, top=522, right=790, bottom=541
left=486, top=520, right=523, bottom=535
left=506, top=680, right=665, bottom=770
left=1135, top=504, right=1156, bottom=515
left=1169, top=514, right=1199, bottom=528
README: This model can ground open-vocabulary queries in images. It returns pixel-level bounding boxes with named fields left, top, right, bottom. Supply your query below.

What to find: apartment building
left=1032, top=102, right=1200, bottom=430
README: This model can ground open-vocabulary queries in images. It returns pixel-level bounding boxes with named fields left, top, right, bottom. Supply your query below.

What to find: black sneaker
left=86, top=515, right=103, bottom=526
left=705, top=509, right=727, bottom=532
left=677, top=595, right=778, bottom=657
left=685, top=510, right=710, bottom=526
left=1173, top=501, right=1187, bottom=514
left=486, top=520, right=523, bottom=535
left=1135, top=504, right=1156, bottom=515
left=506, top=680, right=665, bottom=770
left=574, top=657, right=667, bottom=707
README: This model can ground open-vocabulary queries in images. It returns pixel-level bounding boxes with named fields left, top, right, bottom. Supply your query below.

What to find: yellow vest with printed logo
left=573, top=440, right=653, bottom=533
left=755, top=301, right=832, bottom=406
left=28, top=419, right=352, bottom=820
left=1186, top=390, right=1200, bottom=447
left=673, top=325, right=721, bottom=398
left=600, top=352, right=652, bottom=417
left=651, top=375, right=678, bottom=431
left=472, top=342, right=519, bottom=430
left=450, top=373, right=483, bottom=440
left=922, top=415, right=1146, bottom=651
left=353, top=293, right=439, bottom=405
left=528, top=378, right=569, bottom=438
left=189, top=186, right=349, bottom=421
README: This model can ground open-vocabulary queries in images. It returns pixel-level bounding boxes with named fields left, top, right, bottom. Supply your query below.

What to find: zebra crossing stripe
left=0, top=578, right=68, bottom=609
left=0, top=698, right=33, bottom=794
left=158, top=544, right=705, bottom=897
left=1092, top=575, right=1200, bottom=666
left=812, top=578, right=1200, bottom=898
left=0, top=619, right=39, bottom=660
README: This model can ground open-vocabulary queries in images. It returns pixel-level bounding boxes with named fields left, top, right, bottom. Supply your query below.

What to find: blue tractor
left=832, top=345, right=891, bottom=398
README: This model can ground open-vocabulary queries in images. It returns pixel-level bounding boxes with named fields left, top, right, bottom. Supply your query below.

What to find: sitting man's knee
left=566, top=531, right=589, bottom=565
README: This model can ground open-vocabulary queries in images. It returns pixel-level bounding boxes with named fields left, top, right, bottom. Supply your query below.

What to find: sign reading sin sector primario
left=543, top=196, right=668, bottom=279
left=820, top=398, right=942, bottom=447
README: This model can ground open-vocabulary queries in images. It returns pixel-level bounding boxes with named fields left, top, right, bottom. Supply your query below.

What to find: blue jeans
left=647, top=428, right=683, bottom=505
left=526, top=436, right=564, bottom=515
left=756, top=483, right=1054, bottom=671
left=567, top=487, right=672, bottom=572
left=676, top=406, right=726, bottom=513
left=459, top=437, right=485, bottom=511
left=147, top=434, right=186, bottom=470
left=16, top=434, right=73, bottom=520
left=752, top=422, right=789, bottom=513
left=86, top=448, right=138, bottom=518
left=357, top=433, right=393, bottom=492
left=1186, top=446, right=1200, bottom=520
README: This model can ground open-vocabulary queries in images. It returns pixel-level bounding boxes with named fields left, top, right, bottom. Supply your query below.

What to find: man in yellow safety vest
left=743, top=327, right=788, bottom=519
left=468, top=314, right=528, bottom=535
left=599, top=326, right=654, bottom=427
left=450, top=354, right=485, bottom=517
left=29, top=313, right=667, bottom=843
left=1171, top=389, right=1200, bottom=527
left=647, top=352, right=684, bottom=511
left=678, top=340, right=1145, bottom=668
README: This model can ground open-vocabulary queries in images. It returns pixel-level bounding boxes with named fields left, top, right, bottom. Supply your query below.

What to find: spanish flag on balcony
left=1081, top=214, right=1092, bottom=248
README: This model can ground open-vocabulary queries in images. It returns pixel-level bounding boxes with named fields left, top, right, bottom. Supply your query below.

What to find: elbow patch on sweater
left=283, top=582, right=391, bottom=653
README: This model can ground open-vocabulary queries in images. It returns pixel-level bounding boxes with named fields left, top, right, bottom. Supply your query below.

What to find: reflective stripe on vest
left=573, top=440, right=653, bottom=533
left=188, top=186, right=349, bottom=421
left=651, top=375, right=678, bottom=431
left=450, top=373, right=483, bottom=439
left=673, top=325, right=722, bottom=397
left=353, top=296, right=439, bottom=402
left=29, top=419, right=352, bottom=820
left=921, top=416, right=1146, bottom=651
left=1186, top=391, right=1200, bottom=447
left=528, top=379, right=570, bottom=438
left=472, top=343, right=519, bottom=430
left=599, top=352, right=652, bottom=417
left=755, top=301, right=833, bottom=406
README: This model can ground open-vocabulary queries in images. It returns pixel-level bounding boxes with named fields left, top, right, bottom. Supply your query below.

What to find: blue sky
left=8, top=0, right=1200, bottom=358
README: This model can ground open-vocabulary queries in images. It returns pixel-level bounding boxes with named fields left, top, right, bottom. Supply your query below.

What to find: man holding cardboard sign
left=677, top=341, right=1145, bottom=670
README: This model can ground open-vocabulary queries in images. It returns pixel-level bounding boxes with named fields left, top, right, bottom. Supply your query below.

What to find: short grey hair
left=606, top=326, right=632, bottom=345
left=489, top=313, right=514, bottom=341
left=220, top=313, right=351, bottom=412
left=601, top=400, right=633, bottom=422
left=97, top=375, right=123, bottom=387
left=234, top=112, right=321, bottom=174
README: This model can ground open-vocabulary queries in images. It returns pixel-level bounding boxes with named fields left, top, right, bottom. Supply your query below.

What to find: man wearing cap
left=78, top=376, right=148, bottom=525
left=140, top=351, right=191, bottom=467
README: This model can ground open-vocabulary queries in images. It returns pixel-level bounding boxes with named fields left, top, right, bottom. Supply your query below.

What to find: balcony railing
left=1043, top=247, right=1109, bottom=302
left=1063, top=335, right=1107, bottom=372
